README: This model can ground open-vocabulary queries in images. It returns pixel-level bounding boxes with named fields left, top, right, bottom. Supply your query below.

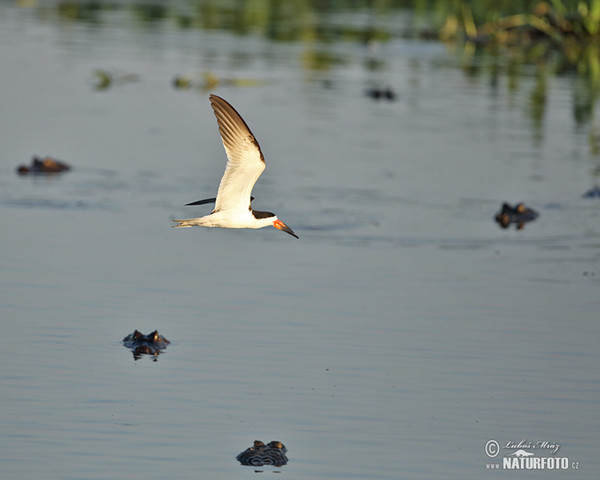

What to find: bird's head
left=252, top=209, right=298, bottom=238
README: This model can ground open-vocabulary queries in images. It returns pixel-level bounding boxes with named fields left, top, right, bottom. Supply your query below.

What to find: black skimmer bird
left=172, top=95, right=298, bottom=239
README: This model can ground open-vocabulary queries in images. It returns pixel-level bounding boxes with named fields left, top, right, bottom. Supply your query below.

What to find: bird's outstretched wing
left=209, top=94, right=266, bottom=213
left=185, top=196, right=254, bottom=206
left=185, top=197, right=216, bottom=206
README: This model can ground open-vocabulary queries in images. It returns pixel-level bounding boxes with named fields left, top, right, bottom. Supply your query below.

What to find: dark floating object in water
left=494, top=202, right=539, bottom=230
left=582, top=185, right=600, bottom=198
left=366, top=87, right=396, bottom=101
left=236, top=440, right=288, bottom=467
left=17, top=156, right=71, bottom=175
left=122, top=330, right=170, bottom=361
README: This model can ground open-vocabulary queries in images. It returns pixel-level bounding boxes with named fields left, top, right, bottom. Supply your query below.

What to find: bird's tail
left=172, top=219, right=195, bottom=228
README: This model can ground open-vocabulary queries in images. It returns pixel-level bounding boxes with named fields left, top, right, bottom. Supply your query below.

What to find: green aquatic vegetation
left=91, top=70, right=140, bottom=91
left=440, top=1, right=600, bottom=93
left=440, top=1, right=600, bottom=44
left=172, top=72, right=269, bottom=91
left=19, top=0, right=600, bottom=135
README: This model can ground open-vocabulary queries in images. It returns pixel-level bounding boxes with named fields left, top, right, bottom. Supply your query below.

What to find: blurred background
left=1, top=1, right=599, bottom=479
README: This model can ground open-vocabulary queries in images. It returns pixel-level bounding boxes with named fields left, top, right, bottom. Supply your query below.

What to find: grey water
left=1, top=3, right=599, bottom=479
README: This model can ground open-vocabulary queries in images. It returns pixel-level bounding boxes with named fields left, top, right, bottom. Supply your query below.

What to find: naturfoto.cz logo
left=484, top=439, right=580, bottom=471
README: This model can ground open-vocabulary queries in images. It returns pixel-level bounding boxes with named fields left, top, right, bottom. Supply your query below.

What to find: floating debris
left=122, top=330, right=170, bottom=361
left=92, top=69, right=140, bottom=90
left=16, top=156, right=71, bottom=175
left=582, top=185, right=600, bottom=198
left=172, top=71, right=268, bottom=91
left=494, top=202, right=539, bottom=230
left=236, top=440, right=288, bottom=467
left=366, top=87, right=397, bottom=101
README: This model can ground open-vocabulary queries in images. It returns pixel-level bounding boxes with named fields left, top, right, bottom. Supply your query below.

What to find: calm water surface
left=1, top=3, right=599, bottom=479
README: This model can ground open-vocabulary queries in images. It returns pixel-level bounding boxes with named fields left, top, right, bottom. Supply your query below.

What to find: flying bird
left=172, top=95, right=298, bottom=239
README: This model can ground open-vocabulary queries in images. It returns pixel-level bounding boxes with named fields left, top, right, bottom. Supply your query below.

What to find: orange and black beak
left=273, top=219, right=299, bottom=239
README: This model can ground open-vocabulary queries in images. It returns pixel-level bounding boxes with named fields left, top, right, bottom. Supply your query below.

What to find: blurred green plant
left=439, top=1, right=600, bottom=52
left=21, top=0, right=600, bottom=142
left=438, top=0, right=600, bottom=131
left=91, top=70, right=140, bottom=91
left=172, top=71, right=269, bottom=91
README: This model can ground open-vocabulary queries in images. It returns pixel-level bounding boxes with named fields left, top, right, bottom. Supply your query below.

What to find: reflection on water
left=22, top=0, right=600, bottom=154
